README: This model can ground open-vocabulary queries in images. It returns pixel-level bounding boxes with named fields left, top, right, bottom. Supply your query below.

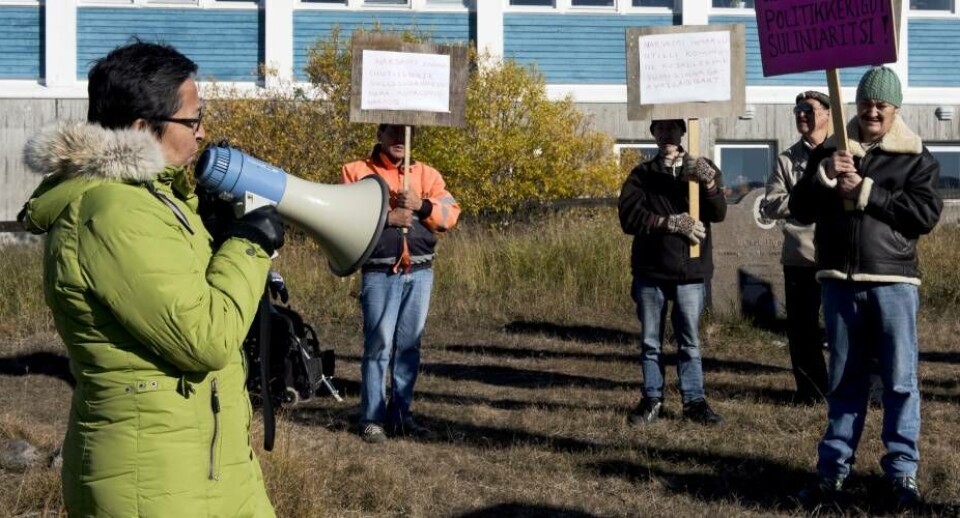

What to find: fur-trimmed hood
left=824, top=114, right=923, bottom=158
left=24, top=122, right=165, bottom=181
left=19, top=123, right=169, bottom=234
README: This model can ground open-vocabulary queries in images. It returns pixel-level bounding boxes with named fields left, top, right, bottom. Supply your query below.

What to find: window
left=910, top=0, right=953, bottom=10
left=509, top=0, right=553, bottom=6
left=615, top=142, right=658, bottom=176
left=615, top=142, right=658, bottom=164
left=634, top=0, right=674, bottom=8
left=929, top=145, right=960, bottom=199
left=714, top=142, right=775, bottom=202
left=712, top=0, right=753, bottom=7
left=572, top=0, right=614, bottom=6
left=426, top=0, right=470, bottom=5
left=364, top=0, right=408, bottom=4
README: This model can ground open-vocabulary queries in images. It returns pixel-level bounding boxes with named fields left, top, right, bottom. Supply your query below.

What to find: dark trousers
left=784, top=265, right=828, bottom=402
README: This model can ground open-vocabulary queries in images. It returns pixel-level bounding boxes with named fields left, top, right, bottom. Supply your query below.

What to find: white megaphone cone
left=194, top=145, right=388, bottom=276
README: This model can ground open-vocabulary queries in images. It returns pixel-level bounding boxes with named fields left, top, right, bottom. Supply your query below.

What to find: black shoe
left=390, top=419, right=435, bottom=439
left=797, top=476, right=845, bottom=508
left=890, top=475, right=922, bottom=511
left=682, top=399, right=724, bottom=425
left=627, top=397, right=662, bottom=426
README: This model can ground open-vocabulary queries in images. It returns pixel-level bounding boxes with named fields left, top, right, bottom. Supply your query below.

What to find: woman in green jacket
left=18, top=42, right=283, bottom=517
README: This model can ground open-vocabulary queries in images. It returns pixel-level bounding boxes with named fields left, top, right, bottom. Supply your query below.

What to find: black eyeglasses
left=154, top=106, right=204, bottom=134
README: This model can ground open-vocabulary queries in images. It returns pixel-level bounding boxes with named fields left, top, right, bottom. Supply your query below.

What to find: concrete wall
left=1, top=99, right=88, bottom=224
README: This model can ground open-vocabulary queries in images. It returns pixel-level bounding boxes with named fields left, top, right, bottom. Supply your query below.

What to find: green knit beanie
left=856, top=66, right=903, bottom=107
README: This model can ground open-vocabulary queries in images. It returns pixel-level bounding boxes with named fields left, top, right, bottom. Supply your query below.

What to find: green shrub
left=204, top=27, right=622, bottom=214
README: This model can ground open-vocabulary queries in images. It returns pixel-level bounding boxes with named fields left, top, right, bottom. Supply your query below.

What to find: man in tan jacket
left=761, top=90, right=831, bottom=404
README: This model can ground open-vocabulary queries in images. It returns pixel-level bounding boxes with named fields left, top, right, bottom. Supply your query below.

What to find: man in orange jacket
left=342, top=123, right=460, bottom=444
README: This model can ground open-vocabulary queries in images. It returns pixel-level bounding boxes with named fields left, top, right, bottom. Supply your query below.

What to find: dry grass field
left=1, top=208, right=958, bottom=517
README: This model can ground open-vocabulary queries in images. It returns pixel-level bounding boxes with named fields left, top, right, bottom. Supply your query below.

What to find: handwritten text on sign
left=639, top=31, right=731, bottom=105
left=755, top=0, right=896, bottom=76
left=361, top=50, right=451, bottom=113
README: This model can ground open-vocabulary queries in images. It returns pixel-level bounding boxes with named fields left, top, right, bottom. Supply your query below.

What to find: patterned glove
left=664, top=213, right=707, bottom=245
left=683, top=156, right=717, bottom=184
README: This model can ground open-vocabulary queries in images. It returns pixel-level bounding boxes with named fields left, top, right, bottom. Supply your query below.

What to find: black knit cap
left=649, top=119, right=686, bottom=134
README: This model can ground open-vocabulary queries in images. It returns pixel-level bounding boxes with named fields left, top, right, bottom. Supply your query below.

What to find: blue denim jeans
left=817, top=280, right=921, bottom=480
left=632, top=277, right=706, bottom=404
left=359, top=268, right=433, bottom=427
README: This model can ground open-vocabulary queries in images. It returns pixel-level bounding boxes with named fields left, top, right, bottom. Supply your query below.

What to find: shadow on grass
left=414, top=389, right=623, bottom=413
left=591, top=448, right=960, bottom=516
left=287, top=405, right=607, bottom=454
left=420, top=362, right=637, bottom=391
left=920, top=351, right=960, bottom=365
left=454, top=503, right=601, bottom=518
left=440, top=345, right=788, bottom=376
left=502, top=320, right=636, bottom=344
left=709, top=380, right=800, bottom=406
left=443, top=344, right=637, bottom=363
left=0, top=351, right=75, bottom=387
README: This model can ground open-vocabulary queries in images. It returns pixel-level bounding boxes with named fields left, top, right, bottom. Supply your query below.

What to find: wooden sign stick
left=688, top=117, right=701, bottom=258
left=826, top=69, right=855, bottom=211
left=402, top=125, right=412, bottom=235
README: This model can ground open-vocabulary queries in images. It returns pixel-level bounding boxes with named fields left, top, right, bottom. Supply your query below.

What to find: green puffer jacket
left=20, top=123, right=276, bottom=517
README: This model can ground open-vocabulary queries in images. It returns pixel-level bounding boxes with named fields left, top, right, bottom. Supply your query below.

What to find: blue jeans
left=632, top=277, right=706, bottom=404
left=817, top=280, right=921, bottom=480
left=359, top=268, right=433, bottom=427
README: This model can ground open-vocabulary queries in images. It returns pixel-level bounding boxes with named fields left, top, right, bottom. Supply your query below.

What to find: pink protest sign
left=755, top=0, right=898, bottom=76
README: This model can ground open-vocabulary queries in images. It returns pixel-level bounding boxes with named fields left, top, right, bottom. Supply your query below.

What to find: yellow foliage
left=204, top=27, right=621, bottom=213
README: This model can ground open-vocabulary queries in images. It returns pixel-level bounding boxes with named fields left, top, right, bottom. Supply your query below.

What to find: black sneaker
left=359, top=423, right=388, bottom=444
left=682, top=399, right=724, bottom=425
left=797, top=476, right=845, bottom=508
left=390, top=420, right=435, bottom=439
left=890, top=475, right=922, bottom=511
left=627, top=397, right=662, bottom=426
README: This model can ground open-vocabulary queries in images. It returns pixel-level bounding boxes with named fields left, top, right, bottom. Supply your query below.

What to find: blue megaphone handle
left=195, top=145, right=287, bottom=203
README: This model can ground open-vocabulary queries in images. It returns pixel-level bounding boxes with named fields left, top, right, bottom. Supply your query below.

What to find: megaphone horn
left=194, top=145, right=389, bottom=277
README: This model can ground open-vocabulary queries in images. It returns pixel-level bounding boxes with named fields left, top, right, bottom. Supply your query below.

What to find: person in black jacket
left=790, top=67, right=942, bottom=512
left=618, top=119, right=727, bottom=426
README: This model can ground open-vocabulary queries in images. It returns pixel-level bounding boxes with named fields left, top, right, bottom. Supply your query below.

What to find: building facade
left=1, top=0, right=958, bottom=223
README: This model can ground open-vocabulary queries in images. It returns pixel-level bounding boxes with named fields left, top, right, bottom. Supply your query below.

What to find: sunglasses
left=793, top=104, right=818, bottom=115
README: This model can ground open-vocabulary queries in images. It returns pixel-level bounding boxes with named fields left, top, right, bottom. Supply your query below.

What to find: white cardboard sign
left=638, top=31, right=732, bottom=105
left=360, top=50, right=451, bottom=113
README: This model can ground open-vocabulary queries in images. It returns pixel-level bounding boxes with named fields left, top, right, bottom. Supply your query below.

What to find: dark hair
left=87, top=40, right=198, bottom=137
left=649, top=119, right=686, bottom=135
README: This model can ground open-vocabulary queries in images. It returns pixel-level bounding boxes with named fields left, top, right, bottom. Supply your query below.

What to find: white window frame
left=709, top=0, right=754, bottom=11
left=714, top=141, right=776, bottom=200
left=0, top=1, right=41, bottom=5
left=78, top=0, right=260, bottom=8
left=506, top=0, right=672, bottom=13
left=907, top=0, right=957, bottom=18
left=928, top=144, right=960, bottom=199
left=296, top=0, right=471, bottom=11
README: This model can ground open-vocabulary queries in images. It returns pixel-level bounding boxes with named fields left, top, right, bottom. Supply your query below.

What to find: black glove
left=222, top=205, right=285, bottom=256
left=197, top=190, right=236, bottom=248
left=267, top=270, right=289, bottom=303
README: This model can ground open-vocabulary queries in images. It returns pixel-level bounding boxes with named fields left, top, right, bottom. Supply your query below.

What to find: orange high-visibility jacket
left=342, top=146, right=460, bottom=269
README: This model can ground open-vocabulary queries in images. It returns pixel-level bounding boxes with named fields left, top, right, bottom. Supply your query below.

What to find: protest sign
left=755, top=0, right=898, bottom=76
left=350, top=34, right=468, bottom=127
left=626, top=25, right=746, bottom=257
left=626, top=24, right=746, bottom=121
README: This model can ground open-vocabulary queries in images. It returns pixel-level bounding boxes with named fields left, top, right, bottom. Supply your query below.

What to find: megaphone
left=194, top=145, right=388, bottom=277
